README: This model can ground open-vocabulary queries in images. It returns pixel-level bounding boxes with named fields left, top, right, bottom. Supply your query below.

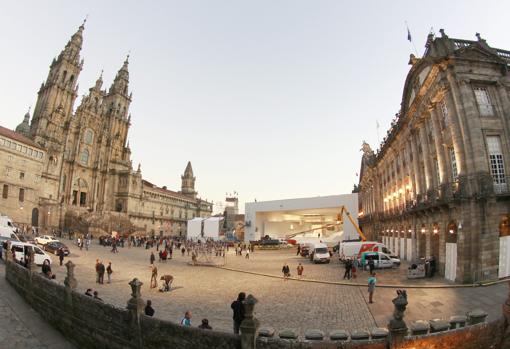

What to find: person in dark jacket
left=58, top=248, right=65, bottom=266
left=231, top=292, right=246, bottom=334
left=98, top=261, right=105, bottom=284
left=145, top=300, right=155, bottom=316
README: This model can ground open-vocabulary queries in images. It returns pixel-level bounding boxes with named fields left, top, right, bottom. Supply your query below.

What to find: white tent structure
left=203, top=217, right=223, bottom=241
left=187, top=218, right=204, bottom=240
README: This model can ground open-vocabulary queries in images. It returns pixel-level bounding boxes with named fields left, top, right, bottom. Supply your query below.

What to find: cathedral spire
left=108, top=55, right=130, bottom=96
left=181, top=161, right=197, bottom=198
left=59, top=19, right=86, bottom=64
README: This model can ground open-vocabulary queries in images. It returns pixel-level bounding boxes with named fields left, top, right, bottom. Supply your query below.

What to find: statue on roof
left=361, top=141, right=374, bottom=157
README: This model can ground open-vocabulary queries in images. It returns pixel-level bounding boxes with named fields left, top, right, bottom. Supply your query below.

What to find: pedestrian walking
left=245, top=249, right=250, bottom=259
left=296, top=244, right=301, bottom=256
left=106, top=262, right=113, bottom=283
left=368, top=272, right=377, bottom=304
left=181, top=246, right=186, bottom=257
left=150, top=252, right=155, bottom=265
left=282, top=263, right=290, bottom=281
left=230, top=292, right=245, bottom=334
left=368, top=258, right=375, bottom=274
left=85, top=238, right=90, bottom=251
left=343, top=258, right=352, bottom=280
left=297, top=263, right=304, bottom=279
left=180, top=311, right=192, bottom=326
left=150, top=264, right=158, bottom=289
left=58, top=247, right=65, bottom=266
left=145, top=300, right=155, bottom=316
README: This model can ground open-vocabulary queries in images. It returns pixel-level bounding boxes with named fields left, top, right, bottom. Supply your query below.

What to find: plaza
left=42, top=239, right=506, bottom=335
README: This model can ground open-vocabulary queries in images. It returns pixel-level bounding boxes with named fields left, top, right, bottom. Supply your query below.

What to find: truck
left=308, top=242, right=331, bottom=264
left=338, top=240, right=393, bottom=259
left=0, top=215, right=19, bottom=240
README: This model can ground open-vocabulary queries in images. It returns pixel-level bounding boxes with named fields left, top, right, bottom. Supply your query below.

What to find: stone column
left=240, top=294, right=260, bottom=349
left=410, top=131, right=422, bottom=197
left=429, top=107, right=447, bottom=186
left=126, top=278, right=144, bottom=348
left=419, top=122, right=434, bottom=192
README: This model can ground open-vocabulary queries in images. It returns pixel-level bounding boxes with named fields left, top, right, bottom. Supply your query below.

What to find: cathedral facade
left=358, top=30, right=510, bottom=283
left=1, top=23, right=212, bottom=236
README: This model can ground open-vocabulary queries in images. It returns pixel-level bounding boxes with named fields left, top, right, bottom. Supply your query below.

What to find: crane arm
left=340, top=206, right=366, bottom=241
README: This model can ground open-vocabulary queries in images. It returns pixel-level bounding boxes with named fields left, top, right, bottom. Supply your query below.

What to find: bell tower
left=181, top=161, right=197, bottom=198
left=30, top=21, right=85, bottom=150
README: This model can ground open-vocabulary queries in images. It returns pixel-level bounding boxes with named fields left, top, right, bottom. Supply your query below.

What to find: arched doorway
left=31, top=208, right=39, bottom=227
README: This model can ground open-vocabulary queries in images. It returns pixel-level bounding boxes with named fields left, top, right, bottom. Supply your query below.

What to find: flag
left=407, top=27, right=412, bottom=42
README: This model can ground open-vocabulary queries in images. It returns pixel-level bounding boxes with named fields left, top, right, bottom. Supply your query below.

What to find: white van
left=9, top=241, right=52, bottom=266
left=338, top=241, right=392, bottom=259
left=363, top=252, right=400, bottom=269
left=309, top=243, right=331, bottom=264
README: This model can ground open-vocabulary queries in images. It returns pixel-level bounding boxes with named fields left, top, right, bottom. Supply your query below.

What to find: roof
left=0, top=126, right=43, bottom=150
left=142, top=179, right=197, bottom=201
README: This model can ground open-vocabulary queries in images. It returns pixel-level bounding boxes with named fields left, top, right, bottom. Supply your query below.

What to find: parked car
left=43, top=241, right=70, bottom=256
left=9, top=241, right=52, bottom=266
left=35, top=235, right=58, bottom=246
left=360, top=251, right=401, bottom=269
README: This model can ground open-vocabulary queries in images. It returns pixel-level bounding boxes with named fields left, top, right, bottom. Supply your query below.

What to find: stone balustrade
left=4, top=258, right=510, bottom=349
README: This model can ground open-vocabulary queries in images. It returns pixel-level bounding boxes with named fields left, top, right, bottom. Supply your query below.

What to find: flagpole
left=405, top=21, right=419, bottom=56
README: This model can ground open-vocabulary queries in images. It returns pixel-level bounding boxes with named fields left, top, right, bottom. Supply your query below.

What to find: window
left=434, top=159, right=441, bottom=185
left=72, top=190, right=78, bottom=205
left=28, top=148, right=33, bottom=156
left=19, top=172, right=24, bottom=180
left=440, top=101, right=449, bottom=128
left=450, top=148, right=458, bottom=180
left=80, top=192, right=87, bottom=206
left=19, top=188, right=24, bottom=202
left=84, top=129, right=94, bottom=145
left=21, top=146, right=27, bottom=153
left=0, top=138, right=4, bottom=146
left=487, top=136, right=507, bottom=193
left=2, top=185, right=8, bottom=199
left=80, top=149, right=89, bottom=165
left=474, top=87, right=494, bottom=116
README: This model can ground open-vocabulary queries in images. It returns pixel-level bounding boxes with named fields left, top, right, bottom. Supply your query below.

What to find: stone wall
left=4, top=258, right=509, bottom=349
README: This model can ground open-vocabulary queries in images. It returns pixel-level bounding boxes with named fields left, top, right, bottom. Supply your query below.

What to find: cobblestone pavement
left=44, top=240, right=506, bottom=336
left=0, top=262, right=75, bottom=349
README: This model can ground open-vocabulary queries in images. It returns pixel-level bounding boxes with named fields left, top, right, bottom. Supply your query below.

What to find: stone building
left=0, top=22, right=212, bottom=235
left=358, top=30, right=510, bottom=283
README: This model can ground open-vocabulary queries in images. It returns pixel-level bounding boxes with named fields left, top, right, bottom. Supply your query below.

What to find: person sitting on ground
left=198, top=318, right=212, bottom=330
left=85, top=288, right=93, bottom=297
left=145, top=300, right=155, bottom=316
left=42, top=259, right=52, bottom=278
left=93, top=290, right=103, bottom=302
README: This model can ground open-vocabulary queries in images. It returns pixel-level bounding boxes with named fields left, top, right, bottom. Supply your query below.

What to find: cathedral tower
left=30, top=21, right=85, bottom=150
left=15, top=109, right=31, bottom=137
left=103, top=56, right=132, bottom=163
left=181, top=161, right=196, bottom=198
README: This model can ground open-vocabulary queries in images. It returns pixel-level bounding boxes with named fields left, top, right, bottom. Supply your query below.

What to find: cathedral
left=1, top=22, right=212, bottom=236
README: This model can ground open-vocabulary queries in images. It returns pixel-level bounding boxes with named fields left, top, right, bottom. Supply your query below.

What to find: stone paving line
left=0, top=261, right=75, bottom=349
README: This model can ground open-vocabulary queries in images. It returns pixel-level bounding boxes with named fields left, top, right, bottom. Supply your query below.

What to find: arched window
left=62, top=70, right=67, bottom=83
left=69, top=75, right=75, bottom=86
left=84, top=129, right=94, bottom=145
left=80, top=149, right=89, bottom=165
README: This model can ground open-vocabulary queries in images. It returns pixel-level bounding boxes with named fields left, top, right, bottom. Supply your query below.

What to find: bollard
left=258, top=327, right=275, bottom=338
left=449, top=315, right=467, bottom=329
left=429, top=319, right=450, bottom=333
left=409, top=320, right=429, bottom=335
left=466, top=309, right=488, bottom=325
left=304, top=329, right=324, bottom=340
left=278, top=329, right=298, bottom=340
left=329, top=330, right=349, bottom=341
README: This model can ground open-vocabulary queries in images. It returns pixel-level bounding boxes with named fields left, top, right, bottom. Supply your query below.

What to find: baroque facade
left=358, top=30, right=510, bottom=283
left=0, top=23, right=212, bottom=235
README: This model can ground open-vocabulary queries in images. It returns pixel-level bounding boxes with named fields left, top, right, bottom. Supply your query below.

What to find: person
left=93, top=290, right=103, bottom=302
left=368, top=258, right=375, bottom=274
left=198, top=318, right=212, bottom=330
left=95, top=259, right=101, bottom=283
left=159, top=274, right=173, bottom=292
left=150, top=264, right=158, bottom=289
left=282, top=263, right=290, bottom=281
left=78, top=237, right=82, bottom=251
left=145, top=300, right=155, bottom=316
left=181, top=246, right=186, bottom=257
left=343, top=258, right=352, bottom=280
left=231, top=292, right=245, bottom=334
left=85, top=288, right=93, bottom=297
left=0, top=242, right=3, bottom=260
left=351, top=259, right=358, bottom=279
left=42, top=259, right=52, bottom=278
left=150, top=252, right=155, bottom=265
left=85, top=238, right=90, bottom=251
left=58, top=247, right=65, bottom=266
left=296, top=244, right=301, bottom=256
left=106, top=262, right=113, bottom=284
left=180, top=311, right=192, bottom=326
left=245, top=249, right=250, bottom=259
left=98, top=261, right=105, bottom=284
left=368, top=272, right=377, bottom=304
left=297, top=263, right=304, bottom=279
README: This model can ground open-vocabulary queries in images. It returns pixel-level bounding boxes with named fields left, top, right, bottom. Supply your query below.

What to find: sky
left=1, top=1, right=509, bottom=213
